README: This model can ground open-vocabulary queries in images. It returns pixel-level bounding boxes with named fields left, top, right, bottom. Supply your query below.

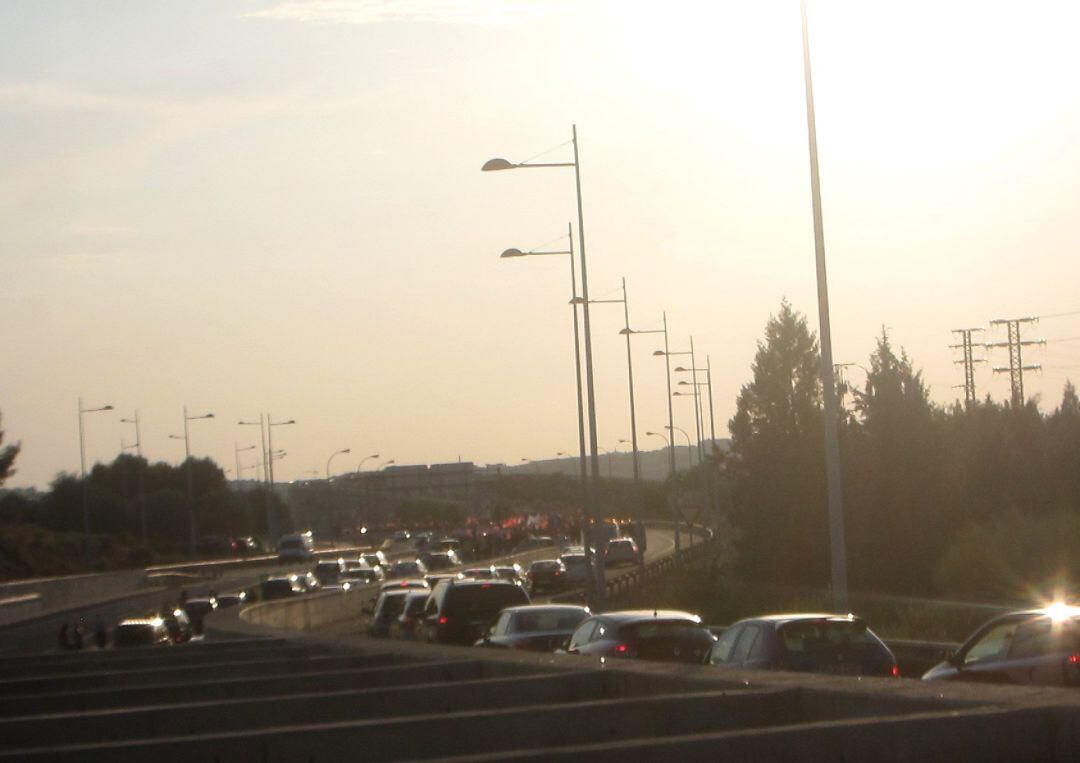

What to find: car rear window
left=530, top=561, right=559, bottom=571
left=1008, top=617, right=1080, bottom=659
left=778, top=620, right=876, bottom=653
left=511, top=609, right=587, bottom=633
left=621, top=620, right=713, bottom=643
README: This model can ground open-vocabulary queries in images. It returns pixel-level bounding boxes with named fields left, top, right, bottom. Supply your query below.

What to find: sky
left=3, top=0, right=1080, bottom=489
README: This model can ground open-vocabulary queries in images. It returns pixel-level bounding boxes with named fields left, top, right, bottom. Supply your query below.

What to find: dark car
left=343, top=567, right=385, bottom=586
left=706, top=614, right=899, bottom=678
left=367, top=589, right=412, bottom=637
left=259, top=576, right=304, bottom=601
left=566, top=610, right=716, bottom=663
left=419, top=579, right=532, bottom=646
left=476, top=605, right=590, bottom=652
left=215, top=592, right=247, bottom=609
left=112, top=618, right=172, bottom=649
left=389, top=590, right=432, bottom=640
left=182, top=598, right=219, bottom=636
left=361, top=551, right=389, bottom=568
left=459, top=567, right=498, bottom=580
left=314, top=558, right=348, bottom=586
left=231, top=536, right=263, bottom=554
left=923, top=605, right=1080, bottom=687
left=160, top=608, right=193, bottom=644
left=492, top=564, right=526, bottom=587
left=526, top=560, right=568, bottom=594
left=422, top=551, right=462, bottom=571
left=387, top=559, right=429, bottom=579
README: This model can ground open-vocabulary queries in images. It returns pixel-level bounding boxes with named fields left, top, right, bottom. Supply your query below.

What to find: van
left=419, top=578, right=530, bottom=646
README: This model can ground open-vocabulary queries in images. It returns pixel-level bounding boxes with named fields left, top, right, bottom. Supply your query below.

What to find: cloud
left=243, top=0, right=551, bottom=26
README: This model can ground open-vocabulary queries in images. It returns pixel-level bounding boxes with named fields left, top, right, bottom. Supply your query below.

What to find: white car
left=605, top=538, right=639, bottom=567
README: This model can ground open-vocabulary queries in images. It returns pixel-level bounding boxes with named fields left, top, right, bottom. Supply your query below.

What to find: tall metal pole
left=572, top=124, right=604, bottom=609
left=267, top=413, right=277, bottom=541
left=801, top=0, right=848, bottom=610
left=568, top=223, right=588, bottom=486
left=620, top=278, right=645, bottom=571
left=662, top=314, right=680, bottom=555
left=78, top=398, right=90, bottom=564
left=182, top=406, right=197, bottom=558
left=689, top=337, right=703, bottom=466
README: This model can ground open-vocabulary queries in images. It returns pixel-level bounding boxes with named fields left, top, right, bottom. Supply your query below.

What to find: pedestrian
left=93, top=616, right=107, bottom=650
left=179, top=588, right=188, bottom=607
left=57, top=623, right=71, bottom=651
left=72, top=619, right=85, bottom=651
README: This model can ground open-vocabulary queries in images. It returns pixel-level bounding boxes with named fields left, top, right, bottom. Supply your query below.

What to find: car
left=922, top=604, right=1080, bottom=687
left=293, top=571, right=321, bottom=592
left=314, top=558, right=348, bottom=586
left=705, top=614, right=899, bottom=678
left=159, top=608, right=193, bottom=643
left=559, top=552, right=589, bottom=586
left=421, top=550, right=462, bottom=571
left=214, top=592, right=248, bottom=608
left=343, top=567, right=385, bottom=585
left=259, top=576, right=304, bottom=600
left=431, top=537, right=464, bottom=554
left=379, top=578, right=430, bottom=594
left=605, top=538, right=640, bottom=567
left=112, top=618, right=172, bottom=648
left=391, top=530, right=412, bottom=543
left=182, top=598, right=218, bottom=635
left=459, top=566, right=498, bottom=580
left=231, top=536, right=263, bottom=554
left=389, top=590, right=432, bottom=640
left=412, top=532, right=436, bottom=549
left=475, top=605, right=591, bottom=652
left=277, top=531, right=315, bottom=563
left=367, top=589, right=413, bottom=638
left=360, top=551, right=389, bottom=568
left=387, top=559, right=429, bottom=579
left=526, top=560, right=569, bottom=594
left=425, top=573, right=457, bottom=590
left=565, top=610, right=716, bottom=663
left=492, top=564, right=526, bottom=587
left=419, top=578, right=532, bottom=646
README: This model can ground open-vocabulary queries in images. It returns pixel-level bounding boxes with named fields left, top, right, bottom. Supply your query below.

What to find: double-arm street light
left=171, top=407, right=214, bottom=558
left=239, top=414, right=295, bottom=542
left=78, top=398, right=113, bottom=564
left=120, top=412, right=148, bottom=546
left=235, top=444, right=257, bottom=485
left=484, top=125, right=605, bottom=609
left=326, top=448, right=351, bottom=537
left=357, top=453, right=380, bottom=472
left=666, top=425, right=693, bottom=471
left=500, top=224, right=587, bottom=486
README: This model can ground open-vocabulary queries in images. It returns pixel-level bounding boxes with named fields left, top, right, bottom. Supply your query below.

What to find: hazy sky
left=4, top=0, right=1080, bottom=489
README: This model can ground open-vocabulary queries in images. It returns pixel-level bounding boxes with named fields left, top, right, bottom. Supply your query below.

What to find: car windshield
left=1007, top=617, right=1080, bottom=660
left=777, top=619, right=880, bottom=663
left=511, top=609, right=587, bottom=633
left=375, top=594, right=408, bottom=621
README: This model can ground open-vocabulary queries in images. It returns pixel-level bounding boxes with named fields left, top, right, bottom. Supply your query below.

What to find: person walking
left=57, top=623, right=72, bottom=651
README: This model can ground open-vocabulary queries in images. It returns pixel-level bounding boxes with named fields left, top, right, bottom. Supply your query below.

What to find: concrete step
left=0, top=653, right=405, bottom=695
left=0, top=686, right=954, bottom=761
left=0, top=659, right=531, bottom=717
left=0, top=670, right=611, bottom=748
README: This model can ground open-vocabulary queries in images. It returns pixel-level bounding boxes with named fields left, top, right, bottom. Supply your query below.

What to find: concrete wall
left=0, top=570, right=148, bottom=628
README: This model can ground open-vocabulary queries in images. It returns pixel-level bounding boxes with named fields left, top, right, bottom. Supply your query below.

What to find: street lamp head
left=569, top=297, right=585, bottom=305
left=342, top=448, right=351, bottom=454
left=618, top=328, right=632, bottom=335
left=674, top=366, right=688, bottom=372
left=678, top=380, right=692, bottom=386
left=653, top=350, right=666, bottom=356
left=481, top=158, right=516, bottom=172
left=499, top=248, right=526, bottom=258
left=102, top=405, right=114, bottom=411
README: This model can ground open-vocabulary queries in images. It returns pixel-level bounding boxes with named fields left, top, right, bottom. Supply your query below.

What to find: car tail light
left=438, top=616, right=448, bottom=625
left=1069, top=654, right=1080, bottom=664
left=891, top=664, right=900, bottom=678
left=615, top=643, right=629, bottom=654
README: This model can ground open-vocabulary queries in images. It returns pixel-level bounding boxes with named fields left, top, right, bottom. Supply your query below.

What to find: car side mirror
left=945, top=650, right=961, bottom=666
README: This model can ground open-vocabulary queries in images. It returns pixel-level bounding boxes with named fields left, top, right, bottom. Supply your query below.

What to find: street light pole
left=78, top=398, right=113, bottom=564
left=326, top=448, right=351, bottom=537
left=178, top=406, right=214, bottom=558
left=499, top=222, right=587, bottom=486
left=266, top=415, right=295, bottom=541
left=120, top=412, right=148, bottom=546
left=801, top=0, right=848, bottom=610
left=234, top=443, right=256, bottom=485
left=483, top=126, right=604, bottom=609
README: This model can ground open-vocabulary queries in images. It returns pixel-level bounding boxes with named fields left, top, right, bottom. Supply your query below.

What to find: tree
left=728, top=301, right=828, bottom=585
left=0, top=410, right=19, bottom=486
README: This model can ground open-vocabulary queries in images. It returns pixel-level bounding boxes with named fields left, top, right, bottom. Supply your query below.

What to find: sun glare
left=1040, top=601, right=1080, bottom=623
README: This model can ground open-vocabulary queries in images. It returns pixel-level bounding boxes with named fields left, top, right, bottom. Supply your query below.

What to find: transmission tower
left=949, top=328, right=986, bottom=405
left=986, top=316, right=1045, bottom=407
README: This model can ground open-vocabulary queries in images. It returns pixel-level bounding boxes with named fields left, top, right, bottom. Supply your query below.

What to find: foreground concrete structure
left=1, top=620, right=1079, bottom=761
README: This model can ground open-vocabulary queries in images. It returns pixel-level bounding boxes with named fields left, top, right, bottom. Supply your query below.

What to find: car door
left=706, top=625, right=744, bottom=666
left=952, top=617, right=1025, bottom=683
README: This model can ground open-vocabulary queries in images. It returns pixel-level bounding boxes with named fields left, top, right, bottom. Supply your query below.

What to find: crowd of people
left=57, top=615, right=107, bottom=651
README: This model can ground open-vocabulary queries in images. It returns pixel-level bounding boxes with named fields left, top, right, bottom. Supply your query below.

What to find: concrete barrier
left=0, top=570, right=148, bottom=628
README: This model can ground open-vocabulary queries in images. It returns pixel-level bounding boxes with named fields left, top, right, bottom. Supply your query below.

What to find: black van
left=419, top=579, right=530, bottom=646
